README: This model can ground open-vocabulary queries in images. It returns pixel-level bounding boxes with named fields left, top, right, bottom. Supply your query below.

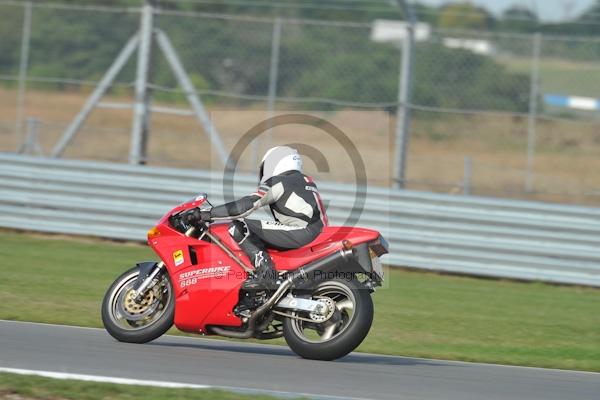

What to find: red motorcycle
left=102, top=193, right=387, bottom=360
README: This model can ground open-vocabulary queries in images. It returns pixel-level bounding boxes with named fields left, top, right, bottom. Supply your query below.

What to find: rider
left=187, top=146, right=328, bottom=290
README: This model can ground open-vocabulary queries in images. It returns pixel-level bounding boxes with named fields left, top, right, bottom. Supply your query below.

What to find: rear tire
left=282, top=278, right=373, bottom=361
left=101, top=265, right=174, bottom=343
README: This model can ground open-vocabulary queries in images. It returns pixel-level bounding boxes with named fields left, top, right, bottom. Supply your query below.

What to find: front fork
left=133, top=261, right=165, bottom=303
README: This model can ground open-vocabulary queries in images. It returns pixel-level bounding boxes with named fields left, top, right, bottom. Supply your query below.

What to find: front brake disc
left=117, top=286, right=160, bottom=321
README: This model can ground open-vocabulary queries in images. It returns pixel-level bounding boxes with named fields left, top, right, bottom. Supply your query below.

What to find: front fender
left=134, top=261, right=159, bottom=288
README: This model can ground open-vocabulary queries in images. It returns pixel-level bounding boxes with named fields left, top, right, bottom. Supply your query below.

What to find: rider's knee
left=228, top=220, right=249, bottom=243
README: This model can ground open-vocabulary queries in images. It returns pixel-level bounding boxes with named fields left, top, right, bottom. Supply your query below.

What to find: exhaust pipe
left=209, top=248, right=355, bottom=339
left=286, top=248, right=355, bottom=286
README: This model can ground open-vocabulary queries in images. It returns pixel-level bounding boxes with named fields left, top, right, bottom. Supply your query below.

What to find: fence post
left=18, top=117, right=42, bottom=155
left=525, top=32, right=541, bottom=192
left=255, top=16, right=282, bottom=167
left=130, top=0, right=154, bottom=165
left=14, top=1, right=32, bottom=151
left=393, top=1, right=416, bottom=189
left=463, top=156, right=472, bottom=195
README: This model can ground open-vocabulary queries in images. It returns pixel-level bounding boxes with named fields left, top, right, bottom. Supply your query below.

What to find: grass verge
left=0, top=230, right=599, bottom=371
left=0, top=372, right=288, bottom=400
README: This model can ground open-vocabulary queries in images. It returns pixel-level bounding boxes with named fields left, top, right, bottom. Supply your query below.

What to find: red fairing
left=147, top=199, right=381, bottom=334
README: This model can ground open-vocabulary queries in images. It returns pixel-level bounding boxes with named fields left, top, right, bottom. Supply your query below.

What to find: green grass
left=1, top=230, right=599, bottom=371
left=501, top=57, right=600, bottom=97
left=0, top=372, right=288, bottom=400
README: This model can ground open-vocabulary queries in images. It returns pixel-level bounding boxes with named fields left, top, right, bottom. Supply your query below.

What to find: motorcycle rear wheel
left=282, top=278, right=373, bottom=361
left=101, top=265, right=174, bottom=343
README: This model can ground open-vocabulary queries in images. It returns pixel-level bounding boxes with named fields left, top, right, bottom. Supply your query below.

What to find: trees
left=413, top=44, right=529, bottom=112
left=578, top=0, right=600, bottom=23
left=0, top=0, right=530, bottom=114
left=0, top=6, right=23, bottom=77
left=277, top=36, right=529, bottom=113
left=438, top=2, right=494, bottom=30
left=574, top=0, right=600, bottom=35
left=500, top=5, right=539, bottom=32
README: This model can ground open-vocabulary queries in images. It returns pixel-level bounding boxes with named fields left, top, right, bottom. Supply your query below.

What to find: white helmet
left=259, top=146, right=303, bottom=183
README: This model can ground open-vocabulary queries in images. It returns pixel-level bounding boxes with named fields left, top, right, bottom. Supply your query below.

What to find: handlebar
left=169, top=209, right=210, bottom=236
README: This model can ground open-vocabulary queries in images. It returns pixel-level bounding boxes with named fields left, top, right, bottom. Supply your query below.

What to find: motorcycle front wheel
left=101, top=265, right=174, bottom=343
left=282, top=278, right=374, bottom=361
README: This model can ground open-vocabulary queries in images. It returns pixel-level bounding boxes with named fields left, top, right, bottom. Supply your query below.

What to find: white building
left=371, top=19, right=496, bottom=56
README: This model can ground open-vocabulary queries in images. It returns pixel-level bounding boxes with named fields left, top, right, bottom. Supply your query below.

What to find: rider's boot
left=239, top=240, right=278, bottom=291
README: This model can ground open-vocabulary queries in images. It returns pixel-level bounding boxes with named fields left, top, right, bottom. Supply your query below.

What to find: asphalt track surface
left=1, top=320, right=599, bottom=400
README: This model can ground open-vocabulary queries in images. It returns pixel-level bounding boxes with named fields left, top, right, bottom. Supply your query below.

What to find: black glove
left=182, top=207, right=212, bottom=226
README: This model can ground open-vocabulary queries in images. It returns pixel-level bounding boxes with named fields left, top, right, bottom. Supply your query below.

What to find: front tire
left=282, top=278, right=373, bottom=361
left=101, top=265, right=174, bottom=343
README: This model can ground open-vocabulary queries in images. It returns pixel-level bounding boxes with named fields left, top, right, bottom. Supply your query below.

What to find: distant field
left=1, top=230, right=599, bottom=372
left=502, top=57, right=600, bottom=98
left=1, top=86, right=600, bottom=204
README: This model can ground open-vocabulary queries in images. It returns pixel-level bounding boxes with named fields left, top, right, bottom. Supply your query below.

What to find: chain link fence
left=0, top=1, right=599, bottom=205
left=406, top=28, right=600, bottom=204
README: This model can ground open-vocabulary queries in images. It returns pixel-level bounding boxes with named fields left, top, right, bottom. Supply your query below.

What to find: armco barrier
left=1, top=153, right=599, bottom=286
